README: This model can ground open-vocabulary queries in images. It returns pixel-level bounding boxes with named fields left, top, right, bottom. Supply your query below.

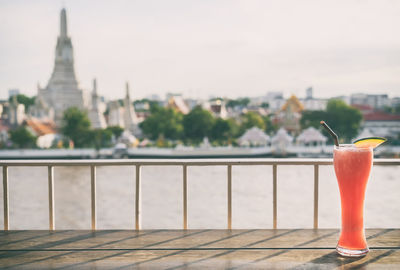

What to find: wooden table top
left=0, top=229, right=399, bottom=269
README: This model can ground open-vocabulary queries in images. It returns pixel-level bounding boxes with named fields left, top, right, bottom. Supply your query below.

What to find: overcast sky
left=1, top=0, right=399, bottom=100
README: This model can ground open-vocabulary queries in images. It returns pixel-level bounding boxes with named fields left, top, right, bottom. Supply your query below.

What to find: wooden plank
left=0, top=229, right=399, bottom=269
left=0, top=229, right=399, bottom=250
left=0, top=248, right=399, bottom=269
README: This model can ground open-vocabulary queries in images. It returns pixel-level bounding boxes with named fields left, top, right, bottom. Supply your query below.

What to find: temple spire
left=125, top=82, right=130, bottom=99
left=60, top=8, right=67, bottom=38
left=123, top=81, right=139, bottom=133
left=93, top=78, right=97, bottom=95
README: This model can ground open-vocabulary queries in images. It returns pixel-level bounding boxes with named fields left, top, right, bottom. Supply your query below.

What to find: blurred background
left=0, top=0, right=399, bottom=229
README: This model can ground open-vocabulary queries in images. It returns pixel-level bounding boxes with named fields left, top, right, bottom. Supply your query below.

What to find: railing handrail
left=1, top=158, right=399, bottom=231
left=1, top=158, right=399, bottom=166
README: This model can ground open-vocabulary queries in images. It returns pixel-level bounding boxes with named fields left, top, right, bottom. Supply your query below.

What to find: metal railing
left=1, top=158, right=399, bottom=231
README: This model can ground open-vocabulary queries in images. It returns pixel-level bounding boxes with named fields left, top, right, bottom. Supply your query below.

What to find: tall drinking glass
left=333, top=144, right=373, bottom=257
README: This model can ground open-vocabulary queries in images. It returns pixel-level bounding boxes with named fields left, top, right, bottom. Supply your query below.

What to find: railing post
left=227, top=165, right=232, bottom=229
left=273, top=164, right=277, bottom=229
left=313, top=164, right=319, bottom=229
left=3, top=166, right=9, bottom=231
left=90, top=165, right=97, bottom=230
left=135, top=165, right=141, bottom=230
left=48, top=166, right=55, bottom=230
left=183, top=165, right=188, bottom=229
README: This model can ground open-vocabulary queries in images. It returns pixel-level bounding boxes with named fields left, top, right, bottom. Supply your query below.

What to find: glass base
left=336, top=245, right=369, bottom=257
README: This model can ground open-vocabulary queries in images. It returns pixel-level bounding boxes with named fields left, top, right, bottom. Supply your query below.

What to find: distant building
left=33, top=8, right=89, bottom=126
left=24, top=117, right=59, bottom=148
left=305, top=87, right=313, bottom=99
left=0, top=101, right=7, bottom=120
left=108, top=100, right=125, bottom=128
left=25, top=118, right=57, bottom=137
left=265, top=92, right=285, bottom=112
left=0, top=119, right=10, bottom=145
left=362, top=111, right=400, bottom=138
left=390, top=97, right=400, bottom=107
left=167, top=95, right=190, bottom=114
left=209, top=100, right=228, bottom=119
left=8, top=95, right=25, bottom=127
left=107, top=82, right=141, bottom=137
left=273, top=95, right=304, bottom=135
left=351, top=104, right=375, bottom=115
left=301, top=98, right=327, bottom=111
left=300, top=87, right=327, bottom=111
left=29, top=93, right=55, bottom=121
left=351, top=93, right=389, bottom=109
left=8, top=89, right=20, bottom=98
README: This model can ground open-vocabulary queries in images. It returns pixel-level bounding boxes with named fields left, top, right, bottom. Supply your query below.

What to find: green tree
left=106, top=126, right=124, bottom=139
left=210, top=118, right=239, bottom=145
left=9, top=94, right=35, bottom=112
left=139, top=106, right=183, bottom=140
left=300, top=100, right=362, bottom=143
left=9, top=127, right=37, bottom=148
left=183, top=106, right=215, bottom=144
left=92, top=129, right=113, bottom=150
left=383, top=104, right=400, bottom=114
left=240, top=112, right=266, bottom=134
left=133, top=99, right=160, bottom=112
left=300, top=110, right=328, bottom=129
left=325, top=99, right=362, bottom=142
left=263, top=115, right=277, bottom=134
left=226, top=98, right=250, bottom=108
left=61, top=107, right=92, bottom=148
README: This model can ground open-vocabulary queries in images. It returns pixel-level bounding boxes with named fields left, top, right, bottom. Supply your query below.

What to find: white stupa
left=238, top=127, right=270, bottom=147
left=88, top=79, right=107, bottom=129
left=296, top=127, right=327, bottom=146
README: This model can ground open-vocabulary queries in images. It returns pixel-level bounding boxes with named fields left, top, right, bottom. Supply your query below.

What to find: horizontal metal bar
left=0, top=158, right=399, bottom=167
left=0, top=158, right=398, bottom=167
left=0, top=158, right=335, bottom=167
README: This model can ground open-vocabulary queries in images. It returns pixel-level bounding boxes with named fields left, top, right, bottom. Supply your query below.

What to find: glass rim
left=334, top=144, right=372, bottom=149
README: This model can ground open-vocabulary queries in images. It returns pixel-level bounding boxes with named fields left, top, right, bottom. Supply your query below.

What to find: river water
left=1, top=164, right=399, bottom=230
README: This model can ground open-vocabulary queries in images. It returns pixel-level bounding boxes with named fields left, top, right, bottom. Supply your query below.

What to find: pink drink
left=334, top=144, right=373, bottom=257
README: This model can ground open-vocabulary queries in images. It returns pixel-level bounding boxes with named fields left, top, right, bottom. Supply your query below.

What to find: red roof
left=351, top=104, right=374, bottom=111
left=364, top=112, right=400, bottom=121
left=25, top=118, right=57, bottom=136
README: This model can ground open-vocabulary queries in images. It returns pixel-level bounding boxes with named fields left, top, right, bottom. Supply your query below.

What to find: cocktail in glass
left=333, top=144, right=373, bottom=257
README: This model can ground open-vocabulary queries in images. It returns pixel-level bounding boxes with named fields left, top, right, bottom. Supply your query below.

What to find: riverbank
left=0, top=145, right=398, bottom=159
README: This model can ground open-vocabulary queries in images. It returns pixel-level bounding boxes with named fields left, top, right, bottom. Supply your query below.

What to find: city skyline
left=1, top=0, right=400, bottom=100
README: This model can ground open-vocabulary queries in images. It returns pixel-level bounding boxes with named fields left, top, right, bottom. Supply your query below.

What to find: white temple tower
left=88, top=79, right=107, bottom=129
left=123, top=82, right=139, bottom=135
left=38, top=8, right=87, bottom=126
